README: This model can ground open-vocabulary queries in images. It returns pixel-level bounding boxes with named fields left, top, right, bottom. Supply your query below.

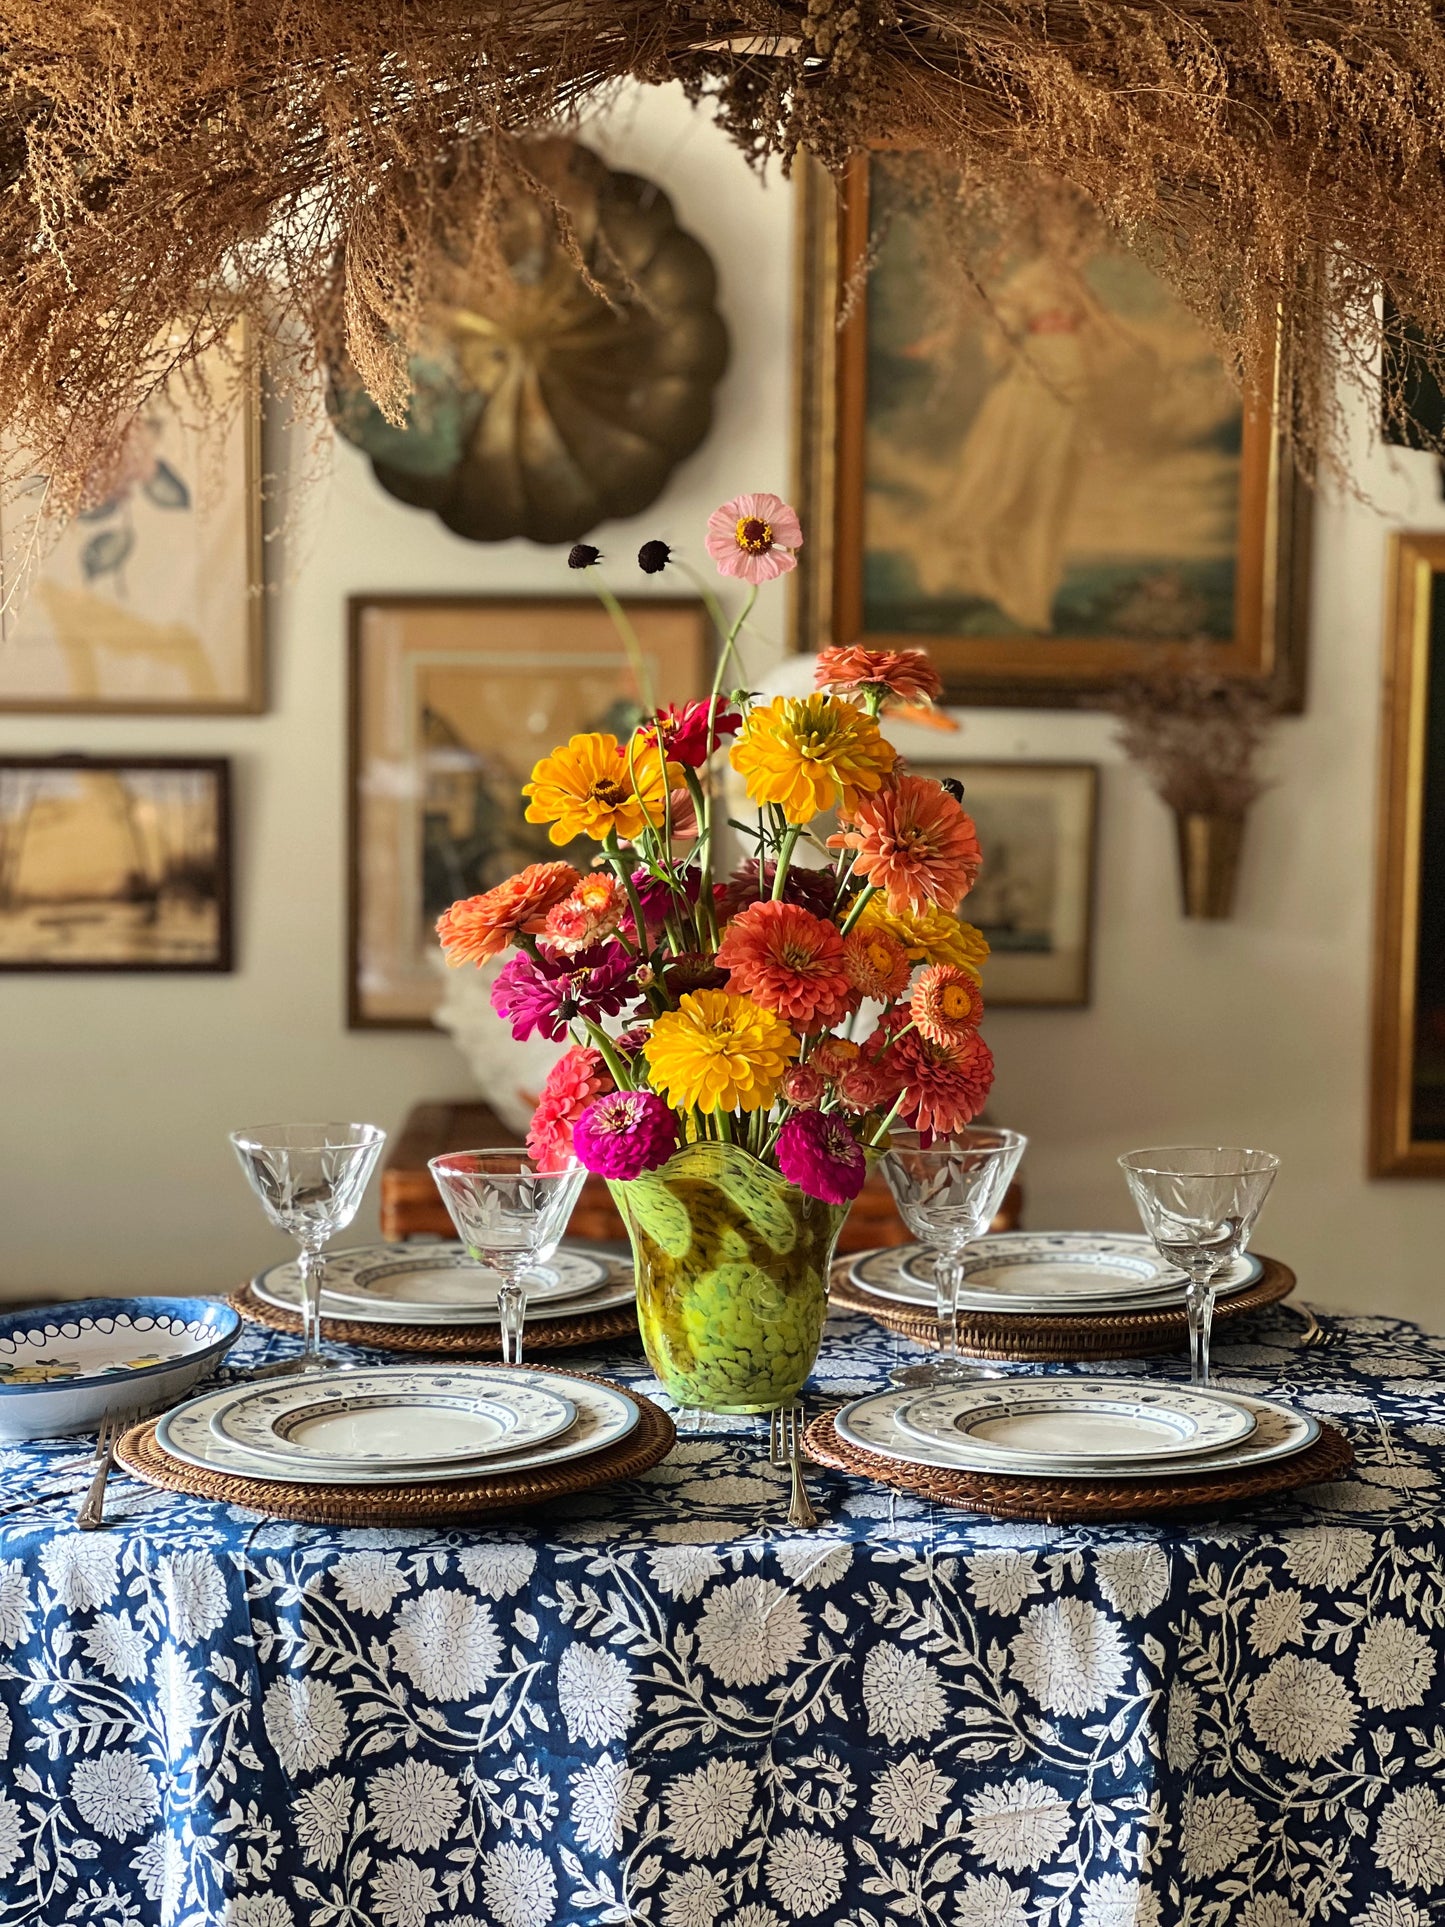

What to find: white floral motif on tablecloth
left=4, top=1304, right=1445, bottom=1924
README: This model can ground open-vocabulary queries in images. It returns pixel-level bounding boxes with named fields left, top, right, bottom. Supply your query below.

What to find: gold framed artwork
left=348, top=594, right=711, bottom=1028
left=933, top=760, right=1098, bottom=1006
left=793, top=153, right=1311, bottom=710
left=0, top=328, right=263, bottom=713
left=1371, top=533, right=1445, bottom=1176
left=0, top=756, right=232, bottom=971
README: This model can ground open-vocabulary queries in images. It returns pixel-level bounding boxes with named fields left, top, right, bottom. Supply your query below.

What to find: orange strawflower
left=730, top=694, right=896, bottom=824
left=715, top=900, right=856, bottom=1033
left=540, top=873, right=623, bottom=955
left=831, top=773, right=983, bottom=912
left=841, top=925, right=912, bottom=1003
left=911, top=962, right=985, bottom=1046
left=815, top=646, right=944, bottom=709
left=437, top=862, right=580, bottom=966
left=810, top=1036, right=861, bottom=1082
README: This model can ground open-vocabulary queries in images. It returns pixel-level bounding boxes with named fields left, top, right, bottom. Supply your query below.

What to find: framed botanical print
left=930, top=761, right=1098, bottom=1006
left=348, top=594, right=711, bottom=1027
left=1371, top=534, right=1445, bottom=1175
left=0, top=756, right=232, bottom=971
left=793, top=153, right=1311, bottom=709
left=0, top=326, right=263, bottom=713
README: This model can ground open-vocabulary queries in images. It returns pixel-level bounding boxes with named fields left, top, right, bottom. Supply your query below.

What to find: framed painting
left=0, top=756, right=232, bottom=972
left=930, top=760, right=1098, bottom=1006
left=0, top=327, right=263, bottom=713
left=1371, top=534, right=1445, bottom=1175
left=793, top=153, right=1311, bottom=709
left=348, top=594, right=711, bottom=1028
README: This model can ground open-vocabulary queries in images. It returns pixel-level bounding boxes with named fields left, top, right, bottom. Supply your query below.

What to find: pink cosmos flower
left=705, top=492, right=804, bottom=584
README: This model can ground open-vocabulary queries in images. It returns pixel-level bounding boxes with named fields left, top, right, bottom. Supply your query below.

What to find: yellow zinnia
left=730, top=694, right=896, bottom=824
left=524, top=732, right=681, bottom=846
left=644, top=989, right=798, bottom=1114
left=856, top=895, right=990, bottom=978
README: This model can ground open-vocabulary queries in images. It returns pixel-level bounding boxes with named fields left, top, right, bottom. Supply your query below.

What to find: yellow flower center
left=736, top=516, right=773, bottom=554
left=865, top=939, right=893, bottom=973
left=940, top=983, right=973, bottom=1020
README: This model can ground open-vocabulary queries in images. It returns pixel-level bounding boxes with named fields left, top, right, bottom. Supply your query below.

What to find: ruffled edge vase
left=608, top=1139, right=851, bottom=1414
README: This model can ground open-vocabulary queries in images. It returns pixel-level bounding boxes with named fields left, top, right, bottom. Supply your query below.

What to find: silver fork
left=769, top=1404, right=820, bottom=1528
left=76, top=1409, right=135, bottom=1531
left=1293, top=1303, right=1335, bottom=1350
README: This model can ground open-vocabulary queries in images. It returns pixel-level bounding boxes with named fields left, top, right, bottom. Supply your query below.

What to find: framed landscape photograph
left=933, top=761, right=1098, bottom=1006
left=0, top=326, right=263, bottom=713
left=0, top=756, right=232, bottom=972
left=1372, top=534, right=1445, bottom=1175
left=349, top=594, right=711, bottom=1027
left=793, top=153, right=1310, bottom=709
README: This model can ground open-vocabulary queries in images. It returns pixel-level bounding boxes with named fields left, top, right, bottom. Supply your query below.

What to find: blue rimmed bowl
left=0, top=1297, right=242, bottom=1441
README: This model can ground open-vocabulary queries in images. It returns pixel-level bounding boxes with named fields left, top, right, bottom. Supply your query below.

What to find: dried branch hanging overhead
left=3, top=0, right=1445, bottom=504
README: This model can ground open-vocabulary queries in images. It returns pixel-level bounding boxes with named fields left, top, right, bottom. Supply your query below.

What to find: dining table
left=0, top=1290, right=1441, bottom=1927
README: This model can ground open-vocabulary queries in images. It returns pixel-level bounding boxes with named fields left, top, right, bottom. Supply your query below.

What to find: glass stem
left=298, top=1248, right=326, bottom=1363
left=935, top=1246, right=968, bottom=1361
left=498, top=1278, right=527, bottom=1368
left=1185, top=1272, right=1215, bottom=1386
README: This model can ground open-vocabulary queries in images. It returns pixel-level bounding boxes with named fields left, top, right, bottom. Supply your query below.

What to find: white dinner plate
left=894, top=1378, right=1256, bottom=1466
left=834, top=1383, right=1318, bottom=1481
left=251, top=1252, right=635, bottom=1328
left=207, top=1368, right=577, bottom=1469
left=252, top=1242, right=610, bottom=1318
left=156, top=1369, right=640, bottom=1486
left=849, top=1235, right=1262, bottom=1315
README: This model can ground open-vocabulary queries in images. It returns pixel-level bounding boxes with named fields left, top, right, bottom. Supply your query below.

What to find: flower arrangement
left=435, top=490, right=994, bottom=1209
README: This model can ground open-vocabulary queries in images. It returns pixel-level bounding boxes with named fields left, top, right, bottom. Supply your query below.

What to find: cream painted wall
left=2, top=83, right=1444, bottom=1320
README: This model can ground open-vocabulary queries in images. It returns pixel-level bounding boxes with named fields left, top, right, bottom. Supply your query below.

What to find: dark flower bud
left=568, top=543, right=602, bottom=569
left=637, top=539, right=671, bottom=575
left=939, top=776, right=966, bottom=802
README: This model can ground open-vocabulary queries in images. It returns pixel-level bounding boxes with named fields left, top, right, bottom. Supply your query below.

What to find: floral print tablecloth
left=1, top=1298, right=1443, bottom=1927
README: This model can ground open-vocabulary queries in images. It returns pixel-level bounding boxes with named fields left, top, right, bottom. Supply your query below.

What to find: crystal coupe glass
left=428, top=1149, right=587, bottom=1366
left=1119, top=1145, right=1279, bottom=1386
left=230, top=1121, right=387, bottom=1373
left=880, top=1127, right=1027, bottom=1389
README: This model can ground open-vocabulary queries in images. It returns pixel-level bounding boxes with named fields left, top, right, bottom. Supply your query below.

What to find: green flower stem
left=708, top=582, right=758, bottom=710
left=583, top=1020, right=635, bottom=1093
left=867, top=1093, right=908, bottom=1148
left=590, top=579, right=657, bottom=718
left=771, top=825, right=802, bottom=899
left=713, top=1106, right=734, bottom=1144
left=671, top=559, right=734, bottom=661
left=603, top=835, right=651, bottom=950
left=839, top=882, right=878, bottom=935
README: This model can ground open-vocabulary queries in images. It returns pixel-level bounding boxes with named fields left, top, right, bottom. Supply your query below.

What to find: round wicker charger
left=233, top=1282, right=639, bottom=1356
left=804, top=1407, right=1353, bottom=1523
left=115, top=1366, right=675, bottom=1525
left=828, top=1254, right=1296, bottom=1361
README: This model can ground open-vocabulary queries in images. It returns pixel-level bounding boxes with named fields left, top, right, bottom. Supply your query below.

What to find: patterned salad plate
left=0, top=1297, right=241, bottom=1442
left=833, top=1382, right=1317, bottom=1480
left=155, top=1366, right=642, bottom=1486
left=250, top=1242, right=614, bottom=1323
left=206, top=1368, right=577, bottom=1471
left=853, top=1233, right=1263, bottom=1314
left=894, top=1378, right=1256, bottom=1467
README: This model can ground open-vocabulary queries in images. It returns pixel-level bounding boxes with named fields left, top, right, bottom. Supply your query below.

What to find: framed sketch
left=1371, top=534, right=1445, bottom=1175
left=0, top=756, right=232, bottom=972
left=0, top=327, right=263, bottom=713
left=793, top=153, right=1311, bottom=709
left=349, top=594, right=711, bottom=1028
left=932, top=761, right=1098, bottom=1006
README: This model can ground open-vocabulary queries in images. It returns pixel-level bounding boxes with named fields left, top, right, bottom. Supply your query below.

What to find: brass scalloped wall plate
left=330, top=140, right=729, bottom=543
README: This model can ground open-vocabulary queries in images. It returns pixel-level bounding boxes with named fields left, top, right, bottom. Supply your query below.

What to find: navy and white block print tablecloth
left=1, top=1300, right=1442, bottom=1927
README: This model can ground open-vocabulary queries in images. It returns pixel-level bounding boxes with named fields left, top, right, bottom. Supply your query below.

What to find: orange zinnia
left=815, top=646, right=944, bottom=709
left=911, top=962, right=985, bottom=1046
left=715, top=900, right=856, bottom=1033
left=436, top=861, right=580, bottom=966
left=889, top=1025, right=995, bottom=1136
left=831, top=773, right=982, bottom=912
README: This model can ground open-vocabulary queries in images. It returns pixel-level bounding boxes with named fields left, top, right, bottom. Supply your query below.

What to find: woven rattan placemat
left=828, top=1254, right=1297, bottom=1361
left=804, top=1407, right=1353, bottom=1523
left=116, top=1368, right=674, bottom=1525
left=233, top=1282, right=639, bottom=1356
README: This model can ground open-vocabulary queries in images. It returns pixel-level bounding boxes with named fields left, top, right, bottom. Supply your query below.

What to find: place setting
left=808, top=1135, right=1350, bottom=1521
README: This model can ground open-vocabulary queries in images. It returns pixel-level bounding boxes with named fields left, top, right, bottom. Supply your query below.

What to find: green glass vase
left=609, top=1140, right=850, bottom=1415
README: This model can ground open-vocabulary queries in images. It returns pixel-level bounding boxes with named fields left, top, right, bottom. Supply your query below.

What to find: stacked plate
left=848, top=1231, right=1264, bottom=1318
left=148, top=1362, right=643, bottom=1489
left=834, top=1376, right=1320, bottom=1483
left=249, top=1240, right=634, bottom=1335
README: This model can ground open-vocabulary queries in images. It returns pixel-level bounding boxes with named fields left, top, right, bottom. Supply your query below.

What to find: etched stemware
left=880, top=1127, right=1027, bottom=1389
left=230, top=1122, right=387, bottom=1374
left=1119, top=1145, right=1279, bottom=1386
left=428, top=1149, right=587, bottom=1366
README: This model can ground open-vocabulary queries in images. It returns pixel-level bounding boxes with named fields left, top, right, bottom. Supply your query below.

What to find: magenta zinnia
left=775, top=1107, right=868, bottom=1206
left=572, top=1090, right=680, bottom=1180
